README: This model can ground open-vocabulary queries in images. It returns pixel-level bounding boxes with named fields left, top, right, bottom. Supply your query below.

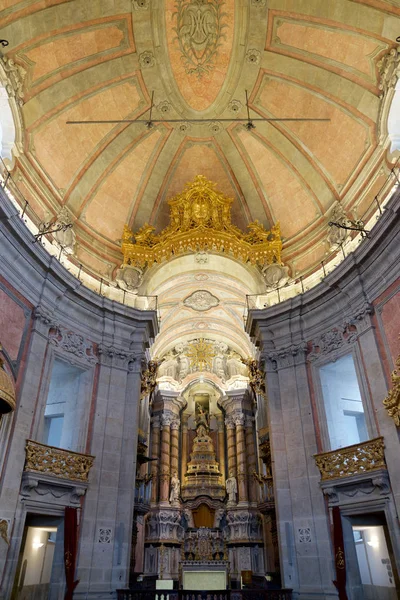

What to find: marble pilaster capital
left=97, top=344, right=137, bottom=370
left=266, top=341, right=307, bottom=370
left=233, top=413, right=245, bottom=427
left=245, top=416, right=255, bottom=428
left=225, top=416, right=235, bottom=429
left=151, top=415, right=161, bottom=428
left=170, top=418, right=180, bottom=430
left=161, top=412, right=174, bottom=428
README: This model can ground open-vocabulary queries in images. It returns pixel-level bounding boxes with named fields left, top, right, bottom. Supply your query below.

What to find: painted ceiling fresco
left=0, top=0, right=398, bottom=279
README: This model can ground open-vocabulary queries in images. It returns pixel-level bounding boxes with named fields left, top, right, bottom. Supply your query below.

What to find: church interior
left=0, top=1, right=400, bottom=599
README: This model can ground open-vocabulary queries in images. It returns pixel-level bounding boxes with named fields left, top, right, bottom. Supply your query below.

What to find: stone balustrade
left=24, top=439, right=94, bottom=482
left=314, top=437, right=386, bottom=481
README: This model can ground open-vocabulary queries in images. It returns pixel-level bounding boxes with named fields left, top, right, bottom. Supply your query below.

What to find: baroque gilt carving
left=24, top=440, right=94, bottom=482
left=120, top=176, right=283, bottom=269
left=314, top=437, right=386, bottom=481
left=383, top=346, right=400, bottom=426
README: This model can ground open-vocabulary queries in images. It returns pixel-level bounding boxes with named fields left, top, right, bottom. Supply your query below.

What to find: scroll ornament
left=383, top=348, right=400, bottom=426
left=119, top=176, right=283, bottom=269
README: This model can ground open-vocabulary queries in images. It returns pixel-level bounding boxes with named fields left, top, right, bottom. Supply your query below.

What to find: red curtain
left=332, top=506, right=348, bottom=600
left=64, top=507, right=80, bottom=600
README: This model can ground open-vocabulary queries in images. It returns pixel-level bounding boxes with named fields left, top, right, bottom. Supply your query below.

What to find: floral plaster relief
left=165, top=0, right=235, bottom=110
left=183, top=290, right=219, bottom=311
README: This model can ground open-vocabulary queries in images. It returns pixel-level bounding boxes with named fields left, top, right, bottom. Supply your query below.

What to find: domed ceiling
left=0, top=0, right=398, bottom=279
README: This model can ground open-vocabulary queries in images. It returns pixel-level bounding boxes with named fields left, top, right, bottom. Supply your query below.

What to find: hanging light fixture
left=0, top=345, right=16, bottom=414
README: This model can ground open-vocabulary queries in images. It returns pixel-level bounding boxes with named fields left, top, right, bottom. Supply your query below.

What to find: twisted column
left=159, top=414, right=172, bottom=502
left=170, top=418, right=180, bottom=481
left=150, top=416, right=161, bottom=504
left=216, top=414, right=226, bottom=482
left=181, top=413, right=189, bottom=483
left=245, top=416, right=258, bottom=503
left=235, top=413, right=248, bottom=503
left=225, top=416, right=237, bottom=478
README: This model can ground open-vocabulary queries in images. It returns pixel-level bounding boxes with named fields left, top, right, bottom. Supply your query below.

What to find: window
left=319, top=354, right=367, bottom=450
left=43, top=359, right=86, bottom=451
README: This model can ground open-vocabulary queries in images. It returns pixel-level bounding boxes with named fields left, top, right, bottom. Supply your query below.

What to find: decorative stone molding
left=225, top=510, right=263, bottom=542
left=320, top=468, right=391, bottom=508
left=49, top=325, right=98, bottom=364
left=378, top=46, right=400, bottom=101
left=20, top=471, right=87, bottom=506
left=146, top=509, right=183, bottom=542
left=161, top=413, right=174, bottom=428
left=173, top=0, right=227, bottom=78
left=308, top=303, right=373, bottom=362
left=97, top=344, right=137, bottom=369
left=314, top=437, right=386, bottom=481
left=327, top=203, right=351, bottom=249
left=54, top=207, right=75, bottom=254
left=115, top=264, right=143, bottom=293
left=225, top=416, right=235, bottom=429
left=33, top=305, right=57, bottom=327
left=98, top=528, right=112, bottom=544
left=228, top=99, right=242, bottom=113
left=251, top=0, right=267, bottom=5
left=233, top=413, right=245, bottom=427
left=139, top=51, right=155, bottom=69
left=267, top=342, right=307, bottom=370
left=24, top=440, right=94, bottom=482
left=383, top=346, right=400, bottom=426
left=132, top=0, right=149, bottom=8
left=245, top=49, right=261, bottom=65
left=262, top=263, right=290, bottom=291
left=0, top=54, right=25, bottom=105
left=183, top=290, right=219, bottom=311
left=170, top=418, right=180, bottom=430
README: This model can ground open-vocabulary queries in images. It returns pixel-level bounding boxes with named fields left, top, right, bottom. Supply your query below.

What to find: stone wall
left=0, top=189, right=157, bottom=600
left=247, top=189, right=400, bottom=599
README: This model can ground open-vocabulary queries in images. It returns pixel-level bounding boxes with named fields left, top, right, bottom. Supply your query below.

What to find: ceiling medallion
left=183, top=290, right=219, bottom=311
left=173, top=0, right=227, bottom=78
left=120, top=175, right=283, bottom=268
left=186, top=338, right=216, bottom=371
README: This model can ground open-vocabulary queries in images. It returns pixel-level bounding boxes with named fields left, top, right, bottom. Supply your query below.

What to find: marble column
left=216, top=413, right=226, bottom=481
left=181, top=413, right=189, bottom=483
left=225, top=416, right=237, bottom=477
left=245, top=416, right=258, bottom=503
left=235, top=414, right=248, bottom=503
left=170, top=418, right=180, bottom=480
left=159, top=414, right=172, bottom=503
left=150, top=416, right=161, bottom=504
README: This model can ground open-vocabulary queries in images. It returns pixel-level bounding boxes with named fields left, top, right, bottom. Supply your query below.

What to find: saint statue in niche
left=169, top=472, right=180, bottom=504
left=195, top=402, right=210, bottom=437
left=226, top=472, right=237, bottom=504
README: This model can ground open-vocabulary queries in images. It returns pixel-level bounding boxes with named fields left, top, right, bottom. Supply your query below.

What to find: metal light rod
left=67, top=117, right=330, bottom=124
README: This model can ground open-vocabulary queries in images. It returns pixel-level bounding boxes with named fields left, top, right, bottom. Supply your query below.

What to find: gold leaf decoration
left=383, top=349, right=400, bottom=426
left=314, top=437, right=386, bottom=481
left=186, top=338, right=216, bottom=371
left=121, top=175, right=282, bottom=268
left=24, top=440, right=94, bottom=482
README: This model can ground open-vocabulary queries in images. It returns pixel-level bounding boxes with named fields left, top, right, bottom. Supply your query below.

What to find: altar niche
left=182, top=395, right=225, bottom=502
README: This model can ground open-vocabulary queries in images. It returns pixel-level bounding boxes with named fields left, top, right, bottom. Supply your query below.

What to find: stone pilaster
left=181, top=413, right=189, bottom=483
left=264, top=342, right=335, bottom=596
left=170, top=417, right=180, bottom=481
left=234, top=413, right=248, bottom=504
left=159, top=414, right=172, bottom=503
left=225, top=416, right=237, bottom=477
left=150, top=416, right=161, bottom=504
left=216, top=413, right=226, bottom=482
left=245, top=416, right=258, bottom=503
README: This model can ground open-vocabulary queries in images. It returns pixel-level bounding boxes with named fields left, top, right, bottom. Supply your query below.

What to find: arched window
left=0, top=84, right=16, bottom=161
left=388, top=79, right=400, bottom=152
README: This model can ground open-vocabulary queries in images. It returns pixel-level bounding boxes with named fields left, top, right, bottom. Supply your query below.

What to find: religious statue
left=226, top=472, right=237, bottom=505
left=195, top=403, right=210, bottom=437
left=214, top=508, right=225, bottom=528
left=169, top=472, right=180, bottom=504
left=183, top=508, right=194, bottom=528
